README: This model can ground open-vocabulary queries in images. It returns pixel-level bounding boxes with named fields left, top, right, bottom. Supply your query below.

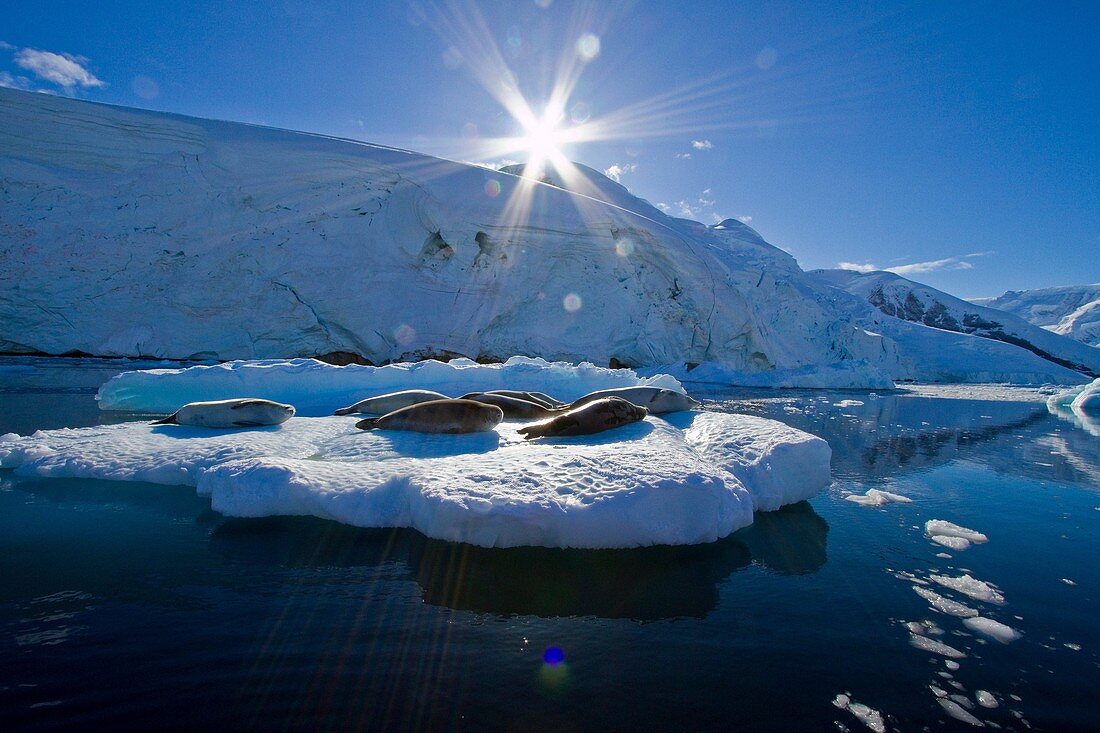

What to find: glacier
left=0, top=87, right=891, bottom=384
left=0, top=408, right=831, bottom=549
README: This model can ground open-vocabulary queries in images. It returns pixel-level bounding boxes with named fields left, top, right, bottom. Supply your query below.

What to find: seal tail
left=355, top=417, right=380, bottom=430
left=150, top=413, right=179, bottom=425
left=333, top=406, right=354, bottom=416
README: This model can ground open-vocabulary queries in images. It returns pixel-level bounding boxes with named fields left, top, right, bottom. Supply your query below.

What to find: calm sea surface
left=1, top=360, right=1097, bottom=731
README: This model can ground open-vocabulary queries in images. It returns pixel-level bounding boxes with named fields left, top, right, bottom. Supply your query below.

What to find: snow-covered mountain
left=1, top=87, right=894, bottom=380
left=810, top=269, right=1100, bottom=379
left=970, top=285, right=1100, bottom=348
left=0, top=88, right=1089, bottom=386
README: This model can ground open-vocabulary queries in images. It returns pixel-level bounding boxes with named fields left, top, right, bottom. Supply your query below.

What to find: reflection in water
left=707, top=390, right=1100, bottom=486
left=210, top=502, right=829, bottom=621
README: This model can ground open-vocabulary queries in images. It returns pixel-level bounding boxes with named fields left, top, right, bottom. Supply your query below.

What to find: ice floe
left=909, top=634, right=966, bottom=658
left=96, top=357, right=685, bottom=417
left=930, top=574, right=1006, bottom=606
left=963, top=617, right=1022, bottom=644
left=832, top=694, right=886, bottom=733
left=924, top=520, right=988, bottom=551
left=975, top=691, right=999, bottom=709
left=937, top=698, right=984, bottom=726
left=0, top=410, right=830, bottom=549
left=913, top=586, right=979, bottom=618
left=844, top=489, right=911, bottom=506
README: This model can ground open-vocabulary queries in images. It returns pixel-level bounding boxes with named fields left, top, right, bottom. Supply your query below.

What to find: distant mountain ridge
left=811, top=269, right=1100, bottom=378
left=970, top=284, right=1100, bottom=348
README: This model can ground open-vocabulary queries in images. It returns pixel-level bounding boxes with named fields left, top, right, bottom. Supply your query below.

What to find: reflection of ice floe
left=0, top=411, right=830, bottom=549
left=96, top=357, right=683, bottom=416
left=208, top=501, right=830, bottom=620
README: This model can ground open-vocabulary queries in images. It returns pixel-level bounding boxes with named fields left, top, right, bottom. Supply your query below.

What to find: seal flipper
left=150, top=412, right=179, bottom=425
left=333, top=406, right=355, bottom=416
left=355, top=417, right=380, bottom=431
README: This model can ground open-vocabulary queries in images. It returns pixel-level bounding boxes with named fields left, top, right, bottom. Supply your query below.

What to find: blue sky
left=3, top=0, right=1097, bottom=298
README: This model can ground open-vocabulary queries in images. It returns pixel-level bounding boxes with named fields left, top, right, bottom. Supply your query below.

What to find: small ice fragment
left=832, top=694, right=850, bottom=710
left=1061, top=578, right=1076, bottom=586
left=936, top=552, right=952, bottom=559
left=835, top=400, right=864, bottom=408
left=1009, top=694, right=1022, bottom=702
left=832, top=694, right=885, bottom=733
left=913, top=586, right=979, bottom=617
left=909, top=633, right=966, bottom=658
left=937, top=698, right=985, bottom=726
left=930, top=574, right=1005, bottom=605
left=950, top=681, right=966, bottom=692
left=845, top=489, right=912, bottom=506
left=950, top=693, right=975, bottom=709
left=930, top=685, right=948, bottom=697
left=1064, top=642, right=1081, bottom=651
left=976, top=691, right=999, bottom=709
left=931, top=535, right=971, bottom=551
left=963, top=617, right=1022, bottom=644
left=924, top=520, right=988, bottom=545
left=945, top=660, right=960, bottom=671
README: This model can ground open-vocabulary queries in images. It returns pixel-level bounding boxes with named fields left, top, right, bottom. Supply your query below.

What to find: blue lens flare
left=543, top=646, right=565, bottom=665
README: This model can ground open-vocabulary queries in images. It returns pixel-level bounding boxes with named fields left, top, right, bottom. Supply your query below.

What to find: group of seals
left=335, top=385, right=696, bottom=439
left=150, top=386, right=696, bottom=440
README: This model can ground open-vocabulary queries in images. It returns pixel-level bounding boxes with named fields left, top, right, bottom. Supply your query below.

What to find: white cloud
left=738, top=215, right=753, bottom=223
left=838, top=262, right=878, bottom=273
left=655, top=202, right=671, bottom=213
left=0, top=71, right=31, bottom=90
left=675, top=152, right=692, bottom=159
left=13, top=48, right=106, bottom=89
left=0, top=41, right=14, bottom=50
left=604, top=163, right=636, bottom=182
left=838, top=251, right=992, bottom=276
left=691, top=139, right=713, bottom=150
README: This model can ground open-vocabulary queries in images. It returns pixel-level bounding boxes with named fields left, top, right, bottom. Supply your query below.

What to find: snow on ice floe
left=832, top=694, right=886, bottom=733
left=0, top=410, right=830, bottom=549
left=909, top=634, right=966, bottom=659
left=96, top=357, right=684, bottom=416
left=937, top=698, right=984, bottom=727
left=913, top=586, right=979, bottom=618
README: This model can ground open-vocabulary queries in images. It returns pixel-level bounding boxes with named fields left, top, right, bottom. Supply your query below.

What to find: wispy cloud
left=839, top=251, right=992, bottom=276
left=691, top=139, right=713, bottom=150
left=0, top=70, right=31, bottom=90
left=655, top=202, right=671, bottom=213
left=738, top=215, right=753, bottom=223
left=13, top=47, right=106, bottom=89
left=603, top=163, right=636, bottom=182
left=674, top=152, right=692, bottom=159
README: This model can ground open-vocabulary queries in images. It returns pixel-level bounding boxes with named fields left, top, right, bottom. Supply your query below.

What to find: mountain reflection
left=209, top=501, right=828, bottom=621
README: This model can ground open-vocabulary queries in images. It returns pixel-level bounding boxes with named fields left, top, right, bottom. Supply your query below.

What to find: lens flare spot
left=563, top=293, right=582, bottom=312
left=462, top=122, right=478, bottom=139
left=543, top=646, right=565, bottom=665
left=755, top=47, right=778, bottom=70
left=484, top=179, right=501, bottom=197
left=394, top=324, right=416, bottom=346
left=615, top=238, right=635, bottom=257
left=577, top=33, right=600, bottom=62
left=570, top=101, right=591, bottom=124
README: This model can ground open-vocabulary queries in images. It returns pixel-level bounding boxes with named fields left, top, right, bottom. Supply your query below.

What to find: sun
left=518, top=107, right=575, bottom=178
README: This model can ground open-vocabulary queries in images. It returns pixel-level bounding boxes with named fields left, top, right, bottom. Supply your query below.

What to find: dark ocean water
left=1, top=361, right=1097, bottom=731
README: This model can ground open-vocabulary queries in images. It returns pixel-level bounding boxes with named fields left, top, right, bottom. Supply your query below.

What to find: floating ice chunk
left=976, top=691, right=999, bottom=709
left=909, top=633, right=966, bottom=658
left=936, top=552, right=953, bottom=559
left=834, top=399, right=865, bottom=408
left=931, top=535, right=971, bottom=551
left=832, top=694, right=886, bottom=733
left=667, top=411, right=831, bottom=511
left=937, top=698, right=984, bottom=726
left=1064, top=642, right=1081, bottom=651
left=97, top=357, right=686, bottom=417
left=925, top=520, right=988, bottom=546
left=950, top=694, right=975, bottom=709
left=1072, top=379, right=1100, bottom=412
left=963, top=617, right=1022, bottom=644
left=945, top=660, right=960, bottom=671
left=931, top=574, right=1006, bottom=605
left=913, top=586, right=979, bottom=618
left=0, top=410, right=829, bottom=549
left=1061, top=578, right=1076, bottom=586
left=845, top=489, right=911, bottom=506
